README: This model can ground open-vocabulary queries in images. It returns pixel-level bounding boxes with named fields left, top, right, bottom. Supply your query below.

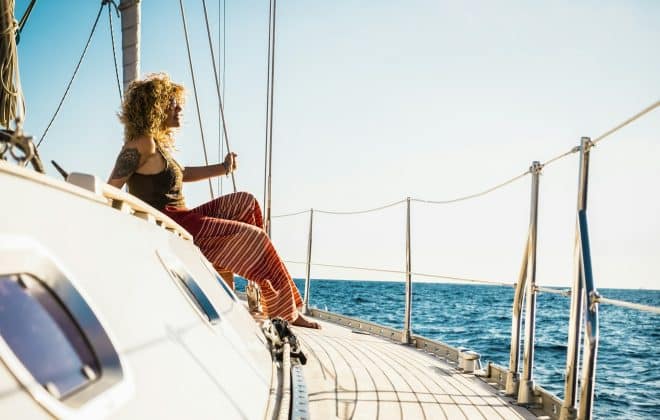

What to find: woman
left=108, top=73, right=319, bottom=329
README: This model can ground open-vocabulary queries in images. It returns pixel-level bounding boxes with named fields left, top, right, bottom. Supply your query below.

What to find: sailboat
left=1, top=1, right=659, bottom=419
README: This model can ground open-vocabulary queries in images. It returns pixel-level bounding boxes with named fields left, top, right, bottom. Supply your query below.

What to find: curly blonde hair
left=119, top=73, right=185, bottom=148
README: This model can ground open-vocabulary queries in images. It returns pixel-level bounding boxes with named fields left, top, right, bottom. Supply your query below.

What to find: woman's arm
left=182, top=152, right=236, bottom=182
left=107, top=136, right=155, bottom=188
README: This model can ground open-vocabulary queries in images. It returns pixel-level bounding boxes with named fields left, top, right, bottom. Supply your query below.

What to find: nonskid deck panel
left=293, top=319, right=537, bottom=420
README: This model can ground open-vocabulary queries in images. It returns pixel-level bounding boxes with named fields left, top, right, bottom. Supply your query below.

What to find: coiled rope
left=37, top=2, right=106, bottom=148
left=201, top=0, right=236, bottom=192
left=0, top=0, right=24, bottom=128
left=177, top=0, right=214, bottom=198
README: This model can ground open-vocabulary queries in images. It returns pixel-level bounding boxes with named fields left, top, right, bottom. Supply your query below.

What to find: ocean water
left=236, top=278, right=659, bottom=419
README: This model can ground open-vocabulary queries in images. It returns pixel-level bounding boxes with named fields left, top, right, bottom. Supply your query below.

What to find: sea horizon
left=288, top=276, right=660, bottom=292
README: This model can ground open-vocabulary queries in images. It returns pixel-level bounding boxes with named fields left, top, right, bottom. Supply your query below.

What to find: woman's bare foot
left=292, top=313, right=321, bottom=329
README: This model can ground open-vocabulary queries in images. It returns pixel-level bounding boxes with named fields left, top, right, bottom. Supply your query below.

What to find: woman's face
left=164, top=98, right=182, bottom=128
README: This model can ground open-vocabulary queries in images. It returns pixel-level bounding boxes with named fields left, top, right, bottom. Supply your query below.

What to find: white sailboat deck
left=293, top=319, right=537, bottom=420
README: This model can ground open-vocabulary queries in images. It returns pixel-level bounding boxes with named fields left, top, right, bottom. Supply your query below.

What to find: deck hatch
left=0, top=274, right=99, bottom=399
left=158, top=250, right=221, bottom=324
left=198, top=254, right=238, bottom=302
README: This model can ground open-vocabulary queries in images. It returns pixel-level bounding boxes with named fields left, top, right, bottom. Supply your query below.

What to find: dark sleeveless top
left=127, top=143, right=186, bottom=211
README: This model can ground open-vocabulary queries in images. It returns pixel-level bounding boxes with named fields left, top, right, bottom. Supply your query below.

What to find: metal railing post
left=402, top=197, right=412, bottom=344
left=505, top=234, right=529, bottom=395
left=518, top=161, right=542, bottom=404
left=577, top=210, right=599, bottom=420
left=560, top=137, right=592, bottom=420
left=302, top=209, right=314, bottom=315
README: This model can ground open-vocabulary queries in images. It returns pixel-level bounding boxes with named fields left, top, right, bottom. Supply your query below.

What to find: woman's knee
left=235, top=191, right=257, bottom=204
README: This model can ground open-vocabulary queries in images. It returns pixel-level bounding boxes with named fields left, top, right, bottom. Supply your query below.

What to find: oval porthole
left=0, top=274, right=99, bottom=399
left=0, top=235, right=130, bottom=418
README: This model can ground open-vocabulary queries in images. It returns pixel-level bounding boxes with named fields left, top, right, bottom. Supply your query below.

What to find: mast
left=119, top=0, right=141, bottom=91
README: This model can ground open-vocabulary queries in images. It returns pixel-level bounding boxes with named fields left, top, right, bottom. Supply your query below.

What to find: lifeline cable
left=284, top=260, right=514, bottom=287
left=315, top=198, right=407, bottom=216
left=413, top=170, right=530, bottom=206
left=592, top=100, right=660, bottom=145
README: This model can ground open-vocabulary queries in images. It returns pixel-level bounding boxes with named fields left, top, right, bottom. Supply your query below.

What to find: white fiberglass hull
left=0, top=162, right=272, bottom=419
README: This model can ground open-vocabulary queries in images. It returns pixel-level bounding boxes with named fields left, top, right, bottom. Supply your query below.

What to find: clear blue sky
left=14, top=0, right=660, bottom=289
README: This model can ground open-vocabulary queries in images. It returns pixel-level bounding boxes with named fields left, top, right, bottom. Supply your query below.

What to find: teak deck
left=292, top=319, right=537, bottom=420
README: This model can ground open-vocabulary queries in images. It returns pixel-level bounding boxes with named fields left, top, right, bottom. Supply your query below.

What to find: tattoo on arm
left=111, top=148, right=141, bottom=179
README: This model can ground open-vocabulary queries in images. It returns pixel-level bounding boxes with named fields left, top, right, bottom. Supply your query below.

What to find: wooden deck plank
left=293, top=319, right=538, bottom=420
left=371, top=341, right=531, bottom=419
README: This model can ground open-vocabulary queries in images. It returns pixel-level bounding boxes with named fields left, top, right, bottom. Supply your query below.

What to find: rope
left=315, top=198, right=406, bottom=216
left=592, top=100, right=660, bottom=146
left=201, top=0, right=236, bottom=192
left=36, top=3, right=105, bottom=148
left=596, top=295, right=660, bottom=315
left=284, top=260, right=514, bottom=287
left=272, top=209, right=311, bottom=218
left=177, top=0, right=214, bottom=198
left=106, top=0, right=122, bottom=101
left=0, top=0, right=24, bottom=128
left=413, top=170, right=529, bottom=205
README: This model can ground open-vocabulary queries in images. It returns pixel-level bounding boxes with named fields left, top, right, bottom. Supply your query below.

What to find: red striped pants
left=164, top=192, right=302, bottom=321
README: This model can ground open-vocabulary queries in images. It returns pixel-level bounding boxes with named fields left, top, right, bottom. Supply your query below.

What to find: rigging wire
left=177, top=0, right=214, bottom=198
left=37, top=2, right=105, bottom=148
left=222, top=0, right=226, bottom=194
left=217, top=0, right=227, bottom=196
left=201, top=0, right=236, bottom=192
left=14, top=0, right=35, bottom=44
left=263, top=0, right=277, bottom=236
left=106, top=0, right=122, bottom=102
left=263, top=0, right=274, bottom=215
